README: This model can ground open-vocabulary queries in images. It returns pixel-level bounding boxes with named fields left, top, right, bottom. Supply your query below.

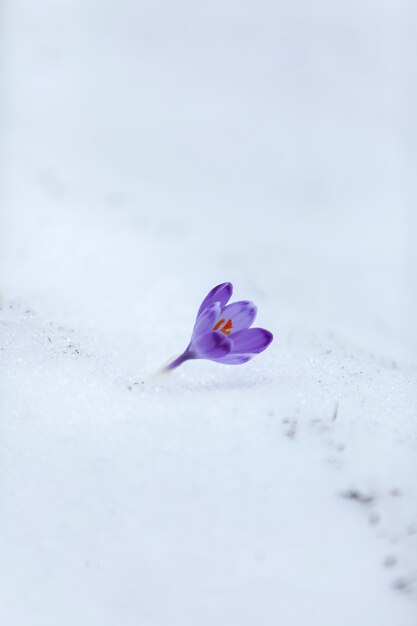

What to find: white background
left=1, top=2, right=417, bottom=625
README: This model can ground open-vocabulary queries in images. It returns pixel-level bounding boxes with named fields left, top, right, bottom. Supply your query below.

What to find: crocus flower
left=165, top=282, right=273, bottom=371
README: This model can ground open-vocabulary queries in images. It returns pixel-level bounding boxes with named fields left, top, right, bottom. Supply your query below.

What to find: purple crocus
left=165, top=282, right=273, bottom=371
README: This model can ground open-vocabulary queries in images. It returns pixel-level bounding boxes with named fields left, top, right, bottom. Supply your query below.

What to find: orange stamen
left=213, top=318, right=225, bottom=331
left=213, top=318, right=233, bottom=335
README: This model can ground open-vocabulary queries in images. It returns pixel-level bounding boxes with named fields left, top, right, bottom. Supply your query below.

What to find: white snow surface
left=1, top=2, right=417, bottom=625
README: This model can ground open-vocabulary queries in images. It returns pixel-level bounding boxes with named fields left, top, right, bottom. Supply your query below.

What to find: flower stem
left=164, top=350, right=191, bottom=372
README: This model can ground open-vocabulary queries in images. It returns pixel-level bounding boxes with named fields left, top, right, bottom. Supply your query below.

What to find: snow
left=1, top=1, right=417, bottom=625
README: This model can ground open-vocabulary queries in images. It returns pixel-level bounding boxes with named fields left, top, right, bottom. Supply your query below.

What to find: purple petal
left=219, top=300, right=257, bottom=332
left=197, top=282, right=233, bottom=317
left=192, top=302, right=222, bottom=338
left=191, top=331, right=232, bottom=360
left=213, top=353, right=254, bottom=365
left=229, top=328, right=273, bottom=355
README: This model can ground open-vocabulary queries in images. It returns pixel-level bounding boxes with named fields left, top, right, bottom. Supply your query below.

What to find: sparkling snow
left=1, top=2, right=416, bottom=625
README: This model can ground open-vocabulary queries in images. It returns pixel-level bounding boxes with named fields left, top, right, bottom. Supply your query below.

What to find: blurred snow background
left=1, top=1, right=417, bottom=625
